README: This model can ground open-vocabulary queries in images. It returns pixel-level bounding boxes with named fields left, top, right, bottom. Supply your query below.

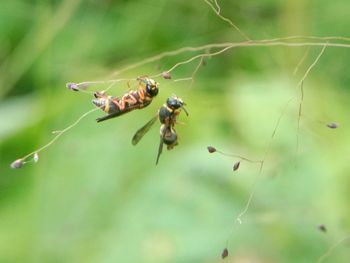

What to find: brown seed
left=318, top=224, right=327, bottom=233
left=207, top=146, right=216, bottom=153
left=221, top=248, right=229, bottom=259
left=326, top=123, right=338, bottom=129
left=10, top=159, right=24, bottom=169
left=233, top=161, right=240, bottom=171
left=161, top=71, right=172, bottom=80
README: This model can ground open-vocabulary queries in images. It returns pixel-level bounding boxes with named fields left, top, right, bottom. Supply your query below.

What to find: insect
left=93, top=77, right=159, bottom=122
left=132, top=95, right=188, bottom=164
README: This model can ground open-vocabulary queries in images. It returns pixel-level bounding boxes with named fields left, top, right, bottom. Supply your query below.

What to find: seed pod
left=10, top=159, right=24, bottom=169
left=233, top=161, right=240, bottom=171
left=221, top=248, right=229, bottom=259
left=207, top=146, right=216, bottom=153
left=326, top=123, right=338, bottom=129
left=66, top=82, right=79, bottom=91
left=318, top=224, right=327, bottom=233
left=161, top=71, right=172, bottom=80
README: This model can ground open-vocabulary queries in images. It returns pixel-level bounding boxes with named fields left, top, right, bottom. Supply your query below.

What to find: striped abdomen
left=92, top=88, right=151, bottom=115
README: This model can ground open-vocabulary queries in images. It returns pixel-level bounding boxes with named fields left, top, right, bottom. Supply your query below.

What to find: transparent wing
left=131, top=115, right=158, bottom=145
left=96, top=104, right=140, bottom=122
left=155, top=127, right=166, bottom=165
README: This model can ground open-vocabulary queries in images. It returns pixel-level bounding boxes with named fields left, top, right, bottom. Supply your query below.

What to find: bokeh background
left=1, top=0, right=350, bottom=262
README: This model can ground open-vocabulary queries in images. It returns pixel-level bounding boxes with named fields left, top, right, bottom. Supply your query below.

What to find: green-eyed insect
left=132, top=95, right=188, bottom=164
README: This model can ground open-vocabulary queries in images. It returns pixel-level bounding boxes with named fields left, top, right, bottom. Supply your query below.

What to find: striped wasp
left=93, top=77, right=159, bottom=122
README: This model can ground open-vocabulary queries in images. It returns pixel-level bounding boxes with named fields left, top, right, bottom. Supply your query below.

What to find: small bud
left=221, top=248, right=229, bottom=259
left=233, top=161, right=240, bottom=171
left=326, top=123, right=338, bottom=129
left=161, top=71, right=172, bottom=80
left=207, top=146, right=216, bottom=153
left=10, top=159, right=24, bottom=169
left=66, top=82, right=79, bottom=91
left=318, top=224, right=327, bottom=233
left=201, top=59, right=207, bottom=66
left=33, top=153, right=39, bottom=163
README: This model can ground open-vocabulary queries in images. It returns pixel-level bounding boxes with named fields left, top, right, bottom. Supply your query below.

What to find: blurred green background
left=1, top=0, right=350, bottom=262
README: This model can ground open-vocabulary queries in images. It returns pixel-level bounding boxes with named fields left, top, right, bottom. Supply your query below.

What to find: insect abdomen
left=93, top=97, right=121, bottom=114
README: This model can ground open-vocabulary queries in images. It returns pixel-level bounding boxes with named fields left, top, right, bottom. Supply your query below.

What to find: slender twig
left=296, top=44, right=328, bottom=89
left=259, top=97, right=295, bottom=170
left=296, top=81, right=304, bottom=156
left=223, top=98, right=294, bottom=249
left=204, top=0, right=251, bottom=41
left=223, top=44, right=328, bottom=250
left=107, top=36, right=350, bottom=78
left=293, top=47, right=311, bottom=75
left=224, top=161, right=263, bottom=248
left=225, top=178, right=258, bottom=248
left=212, top=0, right=221, bottom=13
left=173, top=77, right=193, bottom=82
left=70, top=78, right=133, bottom=92
left=19, top=108, right=99, bottom=163
left=189, top=57, right=204, bottom=88
left=257, top=35, right=350, bottom=43
left=296, top=44, right=327, bottom=156
left=77, top=40, right=345, bottom=95
left=208, top=146, right=264, bottom=248
left=317, top=234, right=350, bottom=263
left=147, top=41, right=346, bottom=80
left=110, top=43, right=233, bottom=77
left=216, top=150, right=263, bottom=165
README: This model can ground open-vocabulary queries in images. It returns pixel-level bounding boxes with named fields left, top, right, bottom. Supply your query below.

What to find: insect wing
left=132, top=115, right=158, bottom=145
left=156, top=133, right=165, bottom=165
left=96, top=104, right=141, bottom=122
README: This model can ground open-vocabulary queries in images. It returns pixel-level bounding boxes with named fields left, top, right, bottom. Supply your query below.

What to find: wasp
left=93, top=77, right=159, bottom=122
left=132, top=95, right=188, bottom=164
